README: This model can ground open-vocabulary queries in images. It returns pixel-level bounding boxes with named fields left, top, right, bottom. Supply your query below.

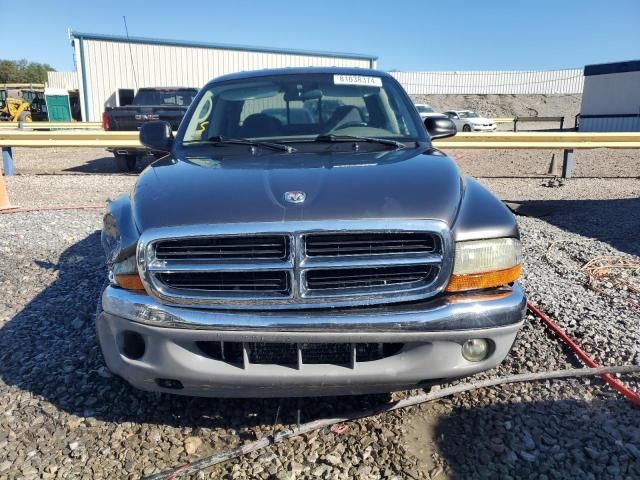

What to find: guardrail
left=512, top=116, right=565, bottom=132
left=492, top=118, right=515, bottom=124
left=0, top=122, right=102, bottom=130
left=437, top=132, right=640, bottom=149
left=2, top=131, right=640, bottom=178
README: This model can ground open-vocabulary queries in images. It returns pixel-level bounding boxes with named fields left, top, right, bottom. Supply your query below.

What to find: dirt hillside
left=410, top=94, right=582, bottom=119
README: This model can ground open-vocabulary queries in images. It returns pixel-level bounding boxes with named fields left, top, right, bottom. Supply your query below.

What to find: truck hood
left=131, top=147, right=463, bottom=231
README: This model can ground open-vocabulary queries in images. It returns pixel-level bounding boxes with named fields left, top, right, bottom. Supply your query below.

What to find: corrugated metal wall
left=580, top=71, right=640, bottom=115
left=580, top=116, right=640, bottom=132
left=47, top=71, right=78, bottom=90
left=390, top=69, right=584, bottom=95
left=74, top=38, right=373, bottom=121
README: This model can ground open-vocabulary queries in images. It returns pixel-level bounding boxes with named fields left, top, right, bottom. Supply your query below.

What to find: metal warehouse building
left=579, top=59, right=640, bottom=131
left=69, top=31, right=377, bottom=122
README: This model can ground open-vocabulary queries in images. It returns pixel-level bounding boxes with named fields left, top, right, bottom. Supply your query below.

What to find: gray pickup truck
left=103, top=87, right=197, bottom=171
left=97, top=67, right=525, bottom=397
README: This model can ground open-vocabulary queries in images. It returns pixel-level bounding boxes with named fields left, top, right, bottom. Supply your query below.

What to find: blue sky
left=1, top=0, right=638, bottom=72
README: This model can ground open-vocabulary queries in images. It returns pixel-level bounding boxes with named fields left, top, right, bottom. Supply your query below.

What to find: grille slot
left=157, top=271, right=289, bottom=294
left=305, top=232, right=438, bottom=257
left=248, top=342, right=298, bottom=365
left=301, top=343, right=351, bottom=365
left=155, top=235, right=289, bottom=260
left=306, top=265, right=436, bottom=291
left=195, top=341, right=405, bottom=367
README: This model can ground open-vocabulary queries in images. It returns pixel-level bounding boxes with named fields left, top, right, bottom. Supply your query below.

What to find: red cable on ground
left=0, top=204, right=104, bottom=214
left=527, top=300, right=640, bottom=406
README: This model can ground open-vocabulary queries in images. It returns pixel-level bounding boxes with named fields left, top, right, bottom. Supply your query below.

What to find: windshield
left=133, top=89, right=197, bottom=106
left=181, top=73, right=422, bottom=145
left=415, top=105, right=434, bottom=113
left=458, top=111, right=479, bottom=118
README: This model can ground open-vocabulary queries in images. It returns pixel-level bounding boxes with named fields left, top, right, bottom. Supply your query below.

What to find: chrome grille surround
left=137, top=220, right=453, bottom=310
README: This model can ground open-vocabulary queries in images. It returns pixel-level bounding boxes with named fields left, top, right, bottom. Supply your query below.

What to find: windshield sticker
left=333, top=74, right=382, bottom=87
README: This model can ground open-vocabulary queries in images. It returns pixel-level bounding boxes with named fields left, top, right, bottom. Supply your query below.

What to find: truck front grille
left=140, top=221, right=451, bottom=309
left=195, top=341, right=404, bottom=367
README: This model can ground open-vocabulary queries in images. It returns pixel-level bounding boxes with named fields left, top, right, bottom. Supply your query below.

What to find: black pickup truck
left=103, top=87, right=197, bottom=171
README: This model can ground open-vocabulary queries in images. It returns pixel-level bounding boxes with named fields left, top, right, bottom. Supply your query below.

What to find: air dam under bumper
left=97, top=284, right=526, bottom=397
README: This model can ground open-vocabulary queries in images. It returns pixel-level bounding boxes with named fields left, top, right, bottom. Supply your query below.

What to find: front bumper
left=471, top=125, right=497, bottom=132
left=97, top=284, right=526, bottom=397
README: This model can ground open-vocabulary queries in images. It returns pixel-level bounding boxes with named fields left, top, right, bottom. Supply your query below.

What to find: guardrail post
left=559, top=117, right=565, bottom=131
left=561, top=149, right=574, bottom=178
left=2, top=147, right=15, bottom=177
left=513, top=117, right=518, bottom=132
left=2, top=147, right=14, bottom=176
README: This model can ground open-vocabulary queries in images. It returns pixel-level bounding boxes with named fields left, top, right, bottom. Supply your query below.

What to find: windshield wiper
left=314, top=134, right=406, bottom=149
left=183, top=135, right=296, bottom=152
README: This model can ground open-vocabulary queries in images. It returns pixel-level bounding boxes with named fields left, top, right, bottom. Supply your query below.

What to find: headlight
left=446, top=238, right=522, bottom=292
left=109, top=255, right=145, bottom=292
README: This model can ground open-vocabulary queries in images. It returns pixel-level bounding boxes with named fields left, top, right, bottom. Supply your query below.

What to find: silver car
left=444, top=110, right=497, bottom=132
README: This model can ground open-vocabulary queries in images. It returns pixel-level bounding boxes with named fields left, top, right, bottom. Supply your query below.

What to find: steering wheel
left=333, top=121, right=368, bottom=130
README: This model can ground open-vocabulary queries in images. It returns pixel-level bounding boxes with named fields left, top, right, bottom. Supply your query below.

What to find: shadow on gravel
left=63, top=155, right=154, bottom=174
left=426, top=398, right=640, bottom=479
left=507, top=197, right=640, bottom=256
left=0, top=232, right=390, bottom=431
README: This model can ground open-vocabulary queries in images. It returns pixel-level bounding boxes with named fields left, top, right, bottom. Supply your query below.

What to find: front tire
left=114, top=153, right=137, bottom=172
left=462, top=124, right=471, bottom=132
left=18, top=111, right=32, bottom=122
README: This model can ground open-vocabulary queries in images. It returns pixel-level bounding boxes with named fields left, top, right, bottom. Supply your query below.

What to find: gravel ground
left=450, top=148, right=640, bottom=179
left=7, top=147, right=155, bottom=176
left=1, top=145, right=639, bottom=479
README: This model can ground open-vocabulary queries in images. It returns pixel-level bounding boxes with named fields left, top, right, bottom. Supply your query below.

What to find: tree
left=0, top=59, right=56, bottom=83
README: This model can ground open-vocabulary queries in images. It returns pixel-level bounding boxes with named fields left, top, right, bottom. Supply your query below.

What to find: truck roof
left=136, top=87, right=197, bottom=91
left=210, top=67, right=392, bottom=85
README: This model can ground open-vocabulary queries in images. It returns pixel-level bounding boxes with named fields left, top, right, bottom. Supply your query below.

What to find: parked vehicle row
left=413, top=103, right=497, bottom=132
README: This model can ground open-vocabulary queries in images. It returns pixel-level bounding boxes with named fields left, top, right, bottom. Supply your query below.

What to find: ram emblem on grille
left=284, top=191, right=306, bottom=204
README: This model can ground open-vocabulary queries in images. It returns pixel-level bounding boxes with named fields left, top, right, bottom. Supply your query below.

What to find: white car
left=444, top=110, right=496, bottom=132
left=414, top=103, right=445, bottom=120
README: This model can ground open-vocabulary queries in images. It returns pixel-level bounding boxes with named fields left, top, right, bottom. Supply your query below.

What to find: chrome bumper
left=102, top=283, right=525, bottom=334
left=97, top=284, right=526, bottom=397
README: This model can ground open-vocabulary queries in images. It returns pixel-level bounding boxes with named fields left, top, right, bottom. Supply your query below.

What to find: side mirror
left=424, top=116, right=457, bottom=140
left=140, top=121, right=173, bottom=152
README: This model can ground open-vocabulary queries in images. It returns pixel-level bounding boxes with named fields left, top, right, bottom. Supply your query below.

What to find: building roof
left=584, top=59, right=640, bottom=76
left=69, top=30, right=378, bottom=62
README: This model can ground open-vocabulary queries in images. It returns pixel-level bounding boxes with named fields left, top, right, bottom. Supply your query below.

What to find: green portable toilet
left=44, top=88, right=72, bottom=122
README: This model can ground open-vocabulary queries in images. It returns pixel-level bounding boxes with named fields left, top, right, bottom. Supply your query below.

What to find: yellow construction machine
left=0, top=84, right=47, bottom=122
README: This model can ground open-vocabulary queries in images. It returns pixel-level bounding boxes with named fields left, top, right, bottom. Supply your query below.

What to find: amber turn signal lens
left=446, top=264, right=521, bottom=293
left=114, top=274, right=146, bottom=292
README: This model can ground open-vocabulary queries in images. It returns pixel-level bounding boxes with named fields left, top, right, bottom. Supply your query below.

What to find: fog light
left=461, top=339, right=489, bottom=362
left=156, top=378, right=184, bottom=390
